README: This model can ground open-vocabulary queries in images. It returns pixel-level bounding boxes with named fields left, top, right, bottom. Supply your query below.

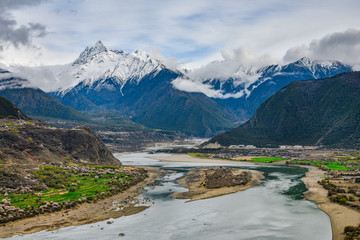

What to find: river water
left=9, top=152, right=332, bottom=240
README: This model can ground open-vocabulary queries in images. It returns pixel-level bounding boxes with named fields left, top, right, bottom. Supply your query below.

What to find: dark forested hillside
left=209, top=72, right=360, bottom=148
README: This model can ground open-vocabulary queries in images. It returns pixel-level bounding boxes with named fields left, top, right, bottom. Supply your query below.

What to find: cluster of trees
left=320, top=178, right=359, bottom=209
left=31, top=166, right=73, bottom=189
left=344, top=225, right=360, bottom=240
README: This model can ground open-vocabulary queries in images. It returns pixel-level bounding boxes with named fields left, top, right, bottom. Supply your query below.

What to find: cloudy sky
left=0, top=0, right=360, bottom=69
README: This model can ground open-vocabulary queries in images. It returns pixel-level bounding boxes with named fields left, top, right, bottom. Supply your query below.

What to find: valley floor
left=0, top=167, right=163, bottom=238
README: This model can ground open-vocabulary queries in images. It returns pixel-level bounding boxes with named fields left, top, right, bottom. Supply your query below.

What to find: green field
left=188, top=153, right=285, bottom=163
left=188, top=152, right=212, bottom=159
left=292, top=160, right=350, bottom=171
left=187, top=153, right=229, bottom=160
left=0, top=165, right=134, bottom=209
left=249, top=157, right=284, bottom=163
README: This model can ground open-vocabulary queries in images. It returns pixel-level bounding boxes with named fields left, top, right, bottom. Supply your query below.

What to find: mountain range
left=177, top=56, right=352, bottom=120
left=209, top=71, right=360, bottom=148
left=49, top=41, right=237, bottom=136
left=2, top=41, right=354, bottom=137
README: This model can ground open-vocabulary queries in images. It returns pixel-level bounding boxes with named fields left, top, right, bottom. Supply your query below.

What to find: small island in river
left=171, top=167, right=264, bottom=201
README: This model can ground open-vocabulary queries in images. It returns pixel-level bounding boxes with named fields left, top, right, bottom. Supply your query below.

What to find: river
left=9, top=152, right=332, bottom=240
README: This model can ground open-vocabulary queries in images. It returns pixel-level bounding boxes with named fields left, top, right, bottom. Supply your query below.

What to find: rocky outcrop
left=171, top=167, right=263, bottom=201
left=204, top=167, right=251, bottom=189
left=0, top=121, right=120, bottom=167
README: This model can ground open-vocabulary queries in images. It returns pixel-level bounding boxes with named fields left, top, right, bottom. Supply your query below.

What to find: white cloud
left=7, top=64, right=69, bottom=92
left=148, top=47, right=180, bottom=71
left=1, top=0, right=359, bottom=93
left=284, top=29, right=360, bottom=66
left=0, top=0, right=47, bottom=61
left=172, top=78, right=223, bottom=98
left=2, top=0, right=359, bottom=67
left=221, top=47, right=280, bottom=69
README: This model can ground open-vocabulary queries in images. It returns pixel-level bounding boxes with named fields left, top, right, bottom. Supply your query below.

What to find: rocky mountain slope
left=209, top=71, right=360, bottom=148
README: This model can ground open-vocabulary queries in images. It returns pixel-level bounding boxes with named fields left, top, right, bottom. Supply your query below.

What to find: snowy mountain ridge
left=173, top=56, right=352, bottom=99
left=57, top=41, right=163, bottom=95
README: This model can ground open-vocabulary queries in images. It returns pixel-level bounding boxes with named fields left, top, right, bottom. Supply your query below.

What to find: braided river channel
left=9, top=151, right=332, bottom=240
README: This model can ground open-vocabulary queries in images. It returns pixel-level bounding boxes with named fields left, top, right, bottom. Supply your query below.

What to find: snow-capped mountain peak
left=73, top=41, right=111, bottom=65
left=132, top=49, right=150, bottom=61
left=292, top=56, right=346, bottom=70
left=57, top=41, right=163, bottom=94
left=289, top=57, right=348, bottom=79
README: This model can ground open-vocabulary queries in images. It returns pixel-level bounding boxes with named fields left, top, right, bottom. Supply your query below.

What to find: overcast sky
left=0, top=0, right=360, bottom=68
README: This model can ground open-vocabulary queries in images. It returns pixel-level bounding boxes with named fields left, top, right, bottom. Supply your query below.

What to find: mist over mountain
left=0, top=68, right=90, bottom=122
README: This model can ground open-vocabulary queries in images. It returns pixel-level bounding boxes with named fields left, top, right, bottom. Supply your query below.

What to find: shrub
left=344, top=225, right=356, bottom=233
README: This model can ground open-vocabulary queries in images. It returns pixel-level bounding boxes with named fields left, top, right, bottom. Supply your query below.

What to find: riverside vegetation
left=187, top=152, right=286, bottom=163
left=0, top=162, right=147, bottom=223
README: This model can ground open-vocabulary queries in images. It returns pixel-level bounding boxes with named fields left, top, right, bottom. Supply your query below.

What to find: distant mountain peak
left=297, top=56, right=314, bottom=65
left=95, top=40, right=105, bottom=48
left=133, top=49, right=149, bottom=59
left=74, top=41, right=110, bottom=65
left=294, top=57, right=343, bottom=69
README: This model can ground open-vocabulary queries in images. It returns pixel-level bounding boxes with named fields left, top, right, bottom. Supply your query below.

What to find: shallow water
left=9, top=152, right=332, bottom=240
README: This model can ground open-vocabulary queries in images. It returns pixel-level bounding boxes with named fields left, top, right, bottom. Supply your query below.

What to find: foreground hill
left=0, top=96, right=30, bottom=120
left=0, top=97, right=120, bottom=171
left=0, top=98, right=154, bottom=225
left=209, top=72, right=360, bottom=148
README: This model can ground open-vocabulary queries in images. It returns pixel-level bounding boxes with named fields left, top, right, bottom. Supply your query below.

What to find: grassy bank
left=0, top=163, right=147, bottom=223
